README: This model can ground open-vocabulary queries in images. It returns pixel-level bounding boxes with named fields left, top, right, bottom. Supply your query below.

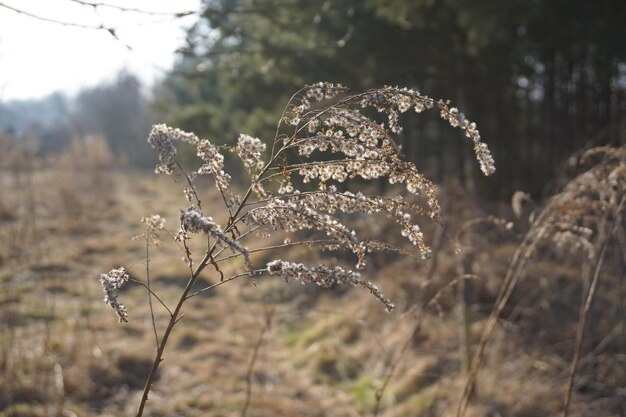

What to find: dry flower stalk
left=457, top=145, right=626, bottom=417
left=99, top=82, right=495, bottom=417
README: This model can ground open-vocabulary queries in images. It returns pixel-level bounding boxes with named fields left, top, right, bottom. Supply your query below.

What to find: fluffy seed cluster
left=522, top=145, right=626, bottom=261
left=102, top=83, right=498, bottom=324
left=283, top=82, right=349, bottom=125
left=244, top=198, right=359, bottom=250
left=141, top=214, right=165, bottom=231
left=197, top=139, right=231, bottom=191
left=254, top=188, right=431, bottom=260
left=147, top=124, right=231, bottom=202
left=357, top=86, right=435, bottom=134
left=438, top=101, right=496, bottom=176
left=280, top=86, right=496, bottom=222
left=141, top=214, right=166, bottom=246
left=240, top=84, right=496, bottom=268
left=305, top=81, right=348, bottom=102
left=180, top=207, right=251, bottom=269
left=236, top=134, right=266, bottom=171
left=100, top=267, right=129, bottom=322
left=147, top=124, right=179, bottom=174
left=267, top=260, right=394, bottom=312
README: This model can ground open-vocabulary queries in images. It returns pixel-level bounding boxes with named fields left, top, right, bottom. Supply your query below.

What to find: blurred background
left=3, top=0, right=626, bottom=196
left=1, top=1, right=625, bottom=416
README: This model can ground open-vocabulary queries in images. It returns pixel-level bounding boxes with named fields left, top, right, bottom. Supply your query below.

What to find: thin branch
left=270, top=85, right=310, bottom=159
left=456, top=221, right=548, bottom=417
left=209, top=252, right=225, bottom=281
left=215, top=238, right=420, bottom=265
left=232, top=205, right=356, bottom=245
left=185, top=269, right=267, bottom=300
left=215, top=239, right=337, bottom=263
left=135, top=241, right=218, bottom=417
left=562, top=195, right=626, bottom=417
left=174, top=158, right=202, bottom=209
left=212, top=226, right=262, bottom=260
left=145, top=234, right=160, bottom=348
left=562, top=245, right=607, bottom=417
left=67, top=0, right=196, bottom=17
left=130, top=279, right=172, bottom=317
left=258, top=158, right=398, bottom=183
left=0, top=1, right=136, bottom=49
left=173, top=314, right=185, bottom=325
left=244, top=189, right=425, bottom=213
left=0, top=2, right=105, bottom=29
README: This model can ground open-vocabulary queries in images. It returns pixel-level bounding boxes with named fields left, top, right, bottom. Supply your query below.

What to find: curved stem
left=130, top=279, right=172, bottom=316
left=135, top=243, right=218, bottom=417
left=136, top=145, right=284, bottom=416
left=145, top=235, right=160, bottom=348
left=186, top=269, right=267, bottom=300
left=562, top=195, right=626, bottom=417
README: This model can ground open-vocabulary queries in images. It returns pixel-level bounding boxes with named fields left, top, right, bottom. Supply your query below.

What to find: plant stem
left=135, top=146, right=283, bottom=416
left=135, top=246, right=216, bottom=417
left=146, top=233, right=160, bottom=349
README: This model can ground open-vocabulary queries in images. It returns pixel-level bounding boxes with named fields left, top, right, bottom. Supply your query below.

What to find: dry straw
left=457, top=145, right=626, bottom=417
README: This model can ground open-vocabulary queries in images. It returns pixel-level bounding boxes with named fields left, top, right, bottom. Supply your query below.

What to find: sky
left=0, top=0, right=201, bottom=101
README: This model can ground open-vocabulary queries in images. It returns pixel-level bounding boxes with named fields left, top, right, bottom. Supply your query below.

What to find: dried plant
left=457, top=145, right=626, bottom=417
left=99, top=82, right=495, bottom=417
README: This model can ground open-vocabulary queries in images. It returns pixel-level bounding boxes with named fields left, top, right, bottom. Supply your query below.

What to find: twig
left=270, top=86, right=309, bottom=159
left=456, top=223, right=547, bottom=417
left=562, top=195, right=625, bottom=417
left=215, top=239, right=337, bottom=263
left=186, top=269, right=267, bottom=300
left=145, top=233, right=160, bottom=348
left=135, top=244, right=217, bottom=417
left=562, top=244, right=607, bottom=417
left=212, top=226, right=261, bottom=260
left=67, top=0, right=196, bottom=17
left=0, top=1, right=129, bottom=47
left=0, top=1, right=107, bottom=29
left=135, top=134, right=284, bottom=416
left=173, top=314, right=185, bottom=325
left=130, top=279, right=172, bottom=316
left=174, top=159, right=202, bottom=208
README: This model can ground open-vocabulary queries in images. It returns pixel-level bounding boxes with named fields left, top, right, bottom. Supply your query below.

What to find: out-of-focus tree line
left=155, top=0, right=626, bottom=198
left=2, top=0, right=625, bottom=199
left=0, top=71, right=154, bottom=167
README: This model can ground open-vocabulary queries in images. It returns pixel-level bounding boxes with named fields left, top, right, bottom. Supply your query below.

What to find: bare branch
left=130, top=278, right=172, bottom=317
left=67, top=0, right=196, bottom=17
left=185, top=269, right=267, bottom=300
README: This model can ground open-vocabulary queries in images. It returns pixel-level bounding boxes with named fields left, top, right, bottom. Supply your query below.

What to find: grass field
left=0, top=153, right=624, bottom=417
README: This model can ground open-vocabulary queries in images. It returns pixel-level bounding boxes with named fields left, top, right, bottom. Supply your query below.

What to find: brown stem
left=562, top=243, right=607, bottom=417
left=186, top=269, right=266, bottom=300
left=130, top=279, right=172, bottom=316
left=135, top=241, right=220, bottom=417
left=215, top=239, right=337, bottom=263
left=456, top=224, right=547, bottom=417
left=135, top=138, right=286, bottom=416
left=562, top=195, right=625, bottom=417
left=145, top=234, right=160, bottom=348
